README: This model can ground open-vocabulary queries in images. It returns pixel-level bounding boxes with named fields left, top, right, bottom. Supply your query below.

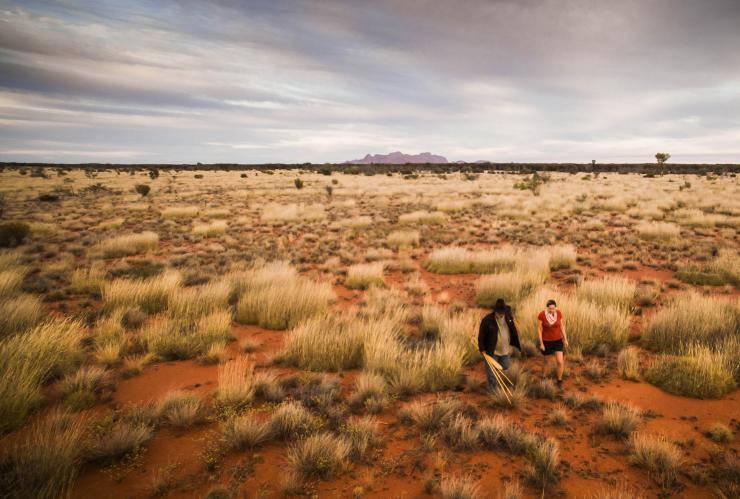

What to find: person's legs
left=485, top=362, right=498, bottom=392
left=541, top=351, right=549, bottom=379
left=555, top=351, right=565, bottom=382
left=493, top=354, right=510, bottom=371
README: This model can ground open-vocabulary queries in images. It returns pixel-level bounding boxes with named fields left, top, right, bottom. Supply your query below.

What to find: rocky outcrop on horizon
left=345, top=151, right=448, bottom=164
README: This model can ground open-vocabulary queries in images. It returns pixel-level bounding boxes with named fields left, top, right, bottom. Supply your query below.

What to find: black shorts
left=541, top=339, right=564, bottom=356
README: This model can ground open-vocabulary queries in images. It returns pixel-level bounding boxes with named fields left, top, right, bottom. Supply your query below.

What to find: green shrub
left=134, top=184, right=151, bottom=196
left=0, top=223, right=30, bottom=248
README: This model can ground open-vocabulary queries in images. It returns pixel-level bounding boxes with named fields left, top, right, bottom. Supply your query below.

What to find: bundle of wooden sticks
left=482, top=352, right=514, bottom=404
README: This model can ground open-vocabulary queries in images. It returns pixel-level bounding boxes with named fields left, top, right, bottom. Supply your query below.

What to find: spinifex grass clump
left=97, top=231, right=159, bottom=258
left=641, top=292, right=740, bottom=354
left=0, top=319, right=85, bottom=433
left=645, top=345, right=735, bottom=399
left=345, top=262, right=385, bottom=289
left=103, top=271, right=181, bottom=315
left=424, top=246, right=519, bottom=274
left=142, top=311, right=232, bottom=360
left=214, top=356, right=255, bottom=413
left=0, top=409, right=85, bottom=499
left=234, top=261, right=334, bottom=330
left=628, top=433, right=683, bottom=486
left=577, top=276, right=636, bottom=311
left=674, top=249, right=740, bottom=286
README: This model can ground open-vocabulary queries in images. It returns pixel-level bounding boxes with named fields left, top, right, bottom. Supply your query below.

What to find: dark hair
left=493, top=298, right=507, bottom=313
left=546, top=299, right=557, bottom=307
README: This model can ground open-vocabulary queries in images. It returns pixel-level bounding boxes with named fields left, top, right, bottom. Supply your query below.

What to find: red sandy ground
left=66, top=264, right=740, bottom=499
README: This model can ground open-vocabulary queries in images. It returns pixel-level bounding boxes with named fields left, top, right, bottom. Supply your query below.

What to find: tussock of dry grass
left=398, top=210, right=447, bottom=225
left=161, top=206, right=199, bottom=219
left=287, top=432, right=350, bottom=480
left=0, top=294, right=43, bottom=337
left=642, top=292, right=739, bottom=354
left=636, top=221, right=680, bottom=241
left=0, top=319, right=85, bottom=433
left=577, top=276, right=636, bottom=311
left=103, top=271, right=181, bottom=314
left=345, top=262, right=385, bottom=289
left=0, top=409, right=85, bottom=499
left=192, top=220, right=227, bottom=236
left=234, top=262, right=334, bottom=330
left=386, top=229, right=420, bottom=248
left=424, top=246, right=518, bottom=274
left=261, top=203, right=326, bottom=223
left=142, top=311, right=232, bottom=360
left=214, top=356, right=255, bottom=412
left=629, top=433, right=683, bottom=485
left=97, top=231, right=159, bottom=258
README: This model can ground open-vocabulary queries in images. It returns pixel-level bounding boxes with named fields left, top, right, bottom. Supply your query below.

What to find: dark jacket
left=478, top=307, right=521, bottom=356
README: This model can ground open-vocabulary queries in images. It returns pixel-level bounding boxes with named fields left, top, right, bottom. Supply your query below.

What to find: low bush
left=345, top=263, right=385, bottom=289
left=0, top=222, right=30, bottom=248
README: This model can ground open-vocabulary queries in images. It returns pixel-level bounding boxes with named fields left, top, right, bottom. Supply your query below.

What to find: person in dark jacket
left=478, top=298, right=521, bottom=392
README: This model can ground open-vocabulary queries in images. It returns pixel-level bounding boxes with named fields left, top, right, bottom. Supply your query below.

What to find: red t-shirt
left=538, top=309, right=563, bottom=341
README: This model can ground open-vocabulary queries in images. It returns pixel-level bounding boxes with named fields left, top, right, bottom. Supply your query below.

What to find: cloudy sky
left=1, top=0, right=739, bottom=164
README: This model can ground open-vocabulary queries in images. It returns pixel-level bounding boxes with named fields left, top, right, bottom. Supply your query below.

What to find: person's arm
left=537, top=317, right=544, bottom=351
left=561, top=316, right=569, bottom=348
left=478, top=318, right=487, bottom=354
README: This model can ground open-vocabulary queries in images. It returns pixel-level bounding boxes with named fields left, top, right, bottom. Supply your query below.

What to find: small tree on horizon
left=655, top=152, right=671, bottom=175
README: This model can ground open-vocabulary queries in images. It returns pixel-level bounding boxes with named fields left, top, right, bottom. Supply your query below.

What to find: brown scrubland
left=0, top=167, right=738, bottom=499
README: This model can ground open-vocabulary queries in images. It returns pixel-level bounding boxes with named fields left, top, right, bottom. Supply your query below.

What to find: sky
left=1, top=0, right=739, bottom=164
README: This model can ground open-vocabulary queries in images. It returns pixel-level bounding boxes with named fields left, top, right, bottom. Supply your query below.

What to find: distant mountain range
left=345, top=151, right=449, bottom=164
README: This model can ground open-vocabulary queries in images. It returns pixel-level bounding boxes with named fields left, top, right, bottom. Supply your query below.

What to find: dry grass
left=288, top=432, right=350, bottom=480
left=629, top=433, right=683, bottom=485
left=0, top=319, right=85, bottom=433
left=398, top=210, right=447, bottom=225
left=161, top=206, right=199, bottom=219
left=645, top=345, right=735, bottom=399
left=386, top=229, right=420, bottom=248
left=193, top=220, right=227, bottom=236
left=0, top=409, right=85, bottom=499
left=597, top=401, right=641, bottom=438
left=636, top=221, right=680, bottom=241
left=221, top=413, right=273, bottom=451
left=642, top=292, right=739, bottom=354
left=0, top=294, right=43, bottom=337
left=103, top=271, right=181, bottom=314
left=440, top=475, right=480, bottom=499
left=97, top=231, right=159, bottom=258
left=213, top=356, right=255, bottom=413
left=424, top=246, right=518, bottom=274
left=234, top=262, right=334, bottom=330
left=577, top=276, right=636, bottom=311
left=617, top=347, right=640, bottom=381
left=345, top=262, right=385, bottom=289
left=261, top=202, right=326, bottom=223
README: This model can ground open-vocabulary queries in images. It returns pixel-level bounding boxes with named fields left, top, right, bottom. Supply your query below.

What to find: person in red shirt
left=537, top=299, right=569, bottom=387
